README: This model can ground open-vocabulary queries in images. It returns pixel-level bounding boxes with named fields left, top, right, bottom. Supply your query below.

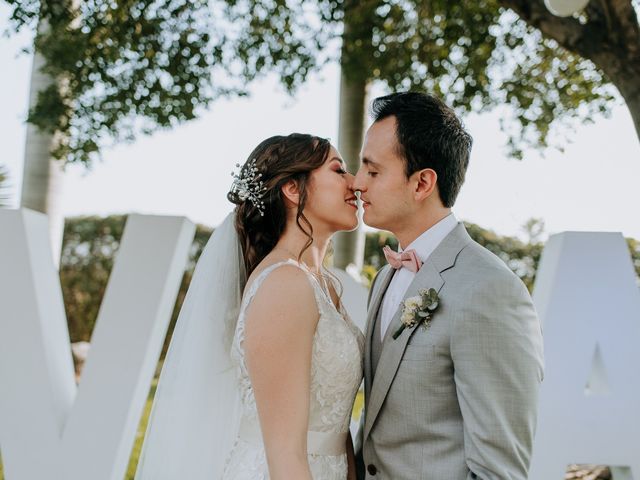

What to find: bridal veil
left=135, top=212, right=246, bottom=479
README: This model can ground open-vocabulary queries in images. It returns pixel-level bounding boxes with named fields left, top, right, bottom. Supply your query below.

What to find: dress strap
left=241, top=259, right=329, bottom=310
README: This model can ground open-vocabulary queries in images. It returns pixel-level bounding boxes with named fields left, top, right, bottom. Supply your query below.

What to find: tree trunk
left=332, top=71, right=369, bottom=271
left=20, top=17, right=65, bottom=269
left=623, top=89, right=640, bottom=143
left=603, top=63, right=640, bottom=142
left=332, top=1, right=375, bottom=272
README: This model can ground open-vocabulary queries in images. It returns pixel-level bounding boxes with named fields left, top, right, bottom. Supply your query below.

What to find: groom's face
left=354, top=116, right=414, bottom=232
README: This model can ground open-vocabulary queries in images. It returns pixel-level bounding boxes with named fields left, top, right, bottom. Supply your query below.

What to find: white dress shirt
left=379, top=212, right=459, bottom=341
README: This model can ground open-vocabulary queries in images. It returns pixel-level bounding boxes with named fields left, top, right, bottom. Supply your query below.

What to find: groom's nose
left=352, top=169, right=367, bottom=193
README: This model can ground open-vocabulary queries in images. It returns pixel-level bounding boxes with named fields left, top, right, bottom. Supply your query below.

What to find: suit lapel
left=364, top=261, right=443, bottom=440
left=364, top=266, right=395, bottom=402
left=363, top=222, right=473, bottom=441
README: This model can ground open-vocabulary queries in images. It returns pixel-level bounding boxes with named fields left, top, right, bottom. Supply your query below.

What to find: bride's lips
left=345, top=196, right=358, bottom=209
left=360, top=198, right=371, bottom=209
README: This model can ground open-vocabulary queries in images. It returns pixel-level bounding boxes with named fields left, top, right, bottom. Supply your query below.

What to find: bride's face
left=303, top=146, right=359, bottom=234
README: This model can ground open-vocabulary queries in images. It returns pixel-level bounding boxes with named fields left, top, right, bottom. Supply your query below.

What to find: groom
left=353, top=92, right=544, bottom=480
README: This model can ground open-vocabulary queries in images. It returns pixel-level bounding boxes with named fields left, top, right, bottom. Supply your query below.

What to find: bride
left=135, top=133, right=364, bottom=480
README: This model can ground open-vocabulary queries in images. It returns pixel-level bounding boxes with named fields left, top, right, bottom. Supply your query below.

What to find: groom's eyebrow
left=362, top=158, right=380, bottom=169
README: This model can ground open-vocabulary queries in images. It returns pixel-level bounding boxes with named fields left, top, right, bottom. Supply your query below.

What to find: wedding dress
left=222, top=259, right=364, bottom=479
left=134, top=214, right=363, bottom=480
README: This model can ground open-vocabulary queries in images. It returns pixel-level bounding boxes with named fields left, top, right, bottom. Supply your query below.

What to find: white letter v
left=0, top=209, right=194, bottom=480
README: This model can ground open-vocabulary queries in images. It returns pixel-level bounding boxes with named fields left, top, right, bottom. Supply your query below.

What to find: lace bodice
left=222, top=259, right=364, bottom=479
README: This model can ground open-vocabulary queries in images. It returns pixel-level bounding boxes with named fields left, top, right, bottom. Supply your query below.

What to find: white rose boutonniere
left=392, top=288, right=440, bottom=340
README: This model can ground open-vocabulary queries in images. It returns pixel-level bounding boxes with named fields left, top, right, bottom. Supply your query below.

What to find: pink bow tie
left=382, top=246, right=423, bottom=273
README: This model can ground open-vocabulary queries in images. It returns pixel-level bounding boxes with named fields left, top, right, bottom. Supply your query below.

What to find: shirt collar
left=399, top=212, right=459, bottom=263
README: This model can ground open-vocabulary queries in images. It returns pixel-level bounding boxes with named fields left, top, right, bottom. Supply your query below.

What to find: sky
left=2, top=5, right=640, bottom=242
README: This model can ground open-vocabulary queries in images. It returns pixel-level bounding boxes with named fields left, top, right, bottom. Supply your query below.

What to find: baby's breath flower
left=230, top=158, right=267, bottom=216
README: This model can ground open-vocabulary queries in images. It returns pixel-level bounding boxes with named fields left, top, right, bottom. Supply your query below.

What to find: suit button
left=367, top=464, right=377, bottom=475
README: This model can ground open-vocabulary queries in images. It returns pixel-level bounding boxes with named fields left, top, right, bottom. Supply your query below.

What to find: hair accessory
left=230, top=158, right=267, bottom=216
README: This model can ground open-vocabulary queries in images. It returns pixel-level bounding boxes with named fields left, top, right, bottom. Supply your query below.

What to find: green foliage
left=363, top=228, right=398, bottom=272
left=363, top=221, right=544, bottom=291
left=60, top=214, right=213, bottom=358
left=215, top=0, right=616, bottom=158
left=59, top=214, right=640, bottom=346
left=0, top=165, right=10, bottom=207
left=496, top=14, right=615, bottom=158
left=627, top=237, right=640, bottom=285
left=365, top=220, right=640, bottom=292
left=60, top=214, right=126, bottom=342
left=464, top=221, right=543, bottom=291
left=4, top=0, right=619, bottom=166
left=124, top=381, right=157, bottom=479
left=4, top=0, right=223, bottom=166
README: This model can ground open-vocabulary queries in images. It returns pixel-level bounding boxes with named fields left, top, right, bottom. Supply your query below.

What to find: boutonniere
left=392, top=288, right=440, bottom=340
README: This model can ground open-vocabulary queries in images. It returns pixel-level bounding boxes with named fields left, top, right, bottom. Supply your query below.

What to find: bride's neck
left=273, top=228, right=330, bottom=274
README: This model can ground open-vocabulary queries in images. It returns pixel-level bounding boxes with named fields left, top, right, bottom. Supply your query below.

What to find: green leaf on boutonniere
left=392, top=288, right=440, bottom=340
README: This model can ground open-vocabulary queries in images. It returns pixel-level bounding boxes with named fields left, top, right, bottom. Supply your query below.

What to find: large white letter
left=529, top=232, right=640, bottom=479
left=0, top=209, right=195, bottom=480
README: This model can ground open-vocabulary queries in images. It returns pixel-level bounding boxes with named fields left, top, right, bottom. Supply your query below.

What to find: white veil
left=135, top=212, right=246, bottom=479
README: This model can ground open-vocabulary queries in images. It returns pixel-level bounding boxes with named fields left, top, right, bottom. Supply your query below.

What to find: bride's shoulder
left=245, top=259, right=317, bottom=312
left=243, top=260, right=320, bottom=338
left=247, top=258, right=307, bottom=289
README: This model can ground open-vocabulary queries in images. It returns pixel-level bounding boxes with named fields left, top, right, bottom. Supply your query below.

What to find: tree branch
left=606, top=0, right=640, bottom=55
left=497, top=0, right=609, bottom=61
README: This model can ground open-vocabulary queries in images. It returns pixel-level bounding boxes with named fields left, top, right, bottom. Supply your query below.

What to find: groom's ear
left=281, top=180, right=301, bottom=207
left=414, top=168, right=438, bottom=202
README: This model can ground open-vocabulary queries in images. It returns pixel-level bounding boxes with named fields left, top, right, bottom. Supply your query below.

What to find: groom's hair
left=371, top=92, right=472, bottom=208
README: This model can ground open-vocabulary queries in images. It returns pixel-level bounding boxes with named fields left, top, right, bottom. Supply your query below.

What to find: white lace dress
left=222, top=260, right=364, bottom=479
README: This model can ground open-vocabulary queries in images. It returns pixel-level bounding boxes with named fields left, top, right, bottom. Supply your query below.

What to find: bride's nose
left=345, top=172, right=356, bottom=188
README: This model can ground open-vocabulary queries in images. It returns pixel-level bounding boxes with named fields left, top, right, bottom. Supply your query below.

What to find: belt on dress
left=238, top=417, right=347, bottom=456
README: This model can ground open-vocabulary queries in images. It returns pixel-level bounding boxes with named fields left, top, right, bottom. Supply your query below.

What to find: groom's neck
left=395, top=207, right=452, bottom=249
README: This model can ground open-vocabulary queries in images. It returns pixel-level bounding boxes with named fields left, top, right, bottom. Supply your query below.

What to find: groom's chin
left=361, top=209, right=378, bottom=228
left=361, top=215, right=381, bottom=230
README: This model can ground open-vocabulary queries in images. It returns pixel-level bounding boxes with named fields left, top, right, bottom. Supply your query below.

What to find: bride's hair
left=228, top=133, right=331, bottom=275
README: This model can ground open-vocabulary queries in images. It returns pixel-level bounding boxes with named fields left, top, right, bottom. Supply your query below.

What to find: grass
left=353, top=389, right=364, bottom=422
left=124, top=381, right=157, bottom=479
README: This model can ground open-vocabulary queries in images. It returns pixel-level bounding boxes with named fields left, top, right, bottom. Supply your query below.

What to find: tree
left=18, top=13, right=66, bottom=265
left=7, top=0, right=630, bottom=269
left=211, top=0, right=622, bottom=267
left=499, top=0, right=640, bottom=142
left=0, top=164, right=11, bottom=207
left=4, top=0, right=221, bottom=263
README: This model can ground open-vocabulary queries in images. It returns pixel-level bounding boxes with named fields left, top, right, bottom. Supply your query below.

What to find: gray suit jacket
left=358, top=222, right=544, bottom=480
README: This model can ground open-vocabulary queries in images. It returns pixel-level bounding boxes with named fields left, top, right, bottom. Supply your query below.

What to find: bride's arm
left=244, top=266, right=319, bottom=480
